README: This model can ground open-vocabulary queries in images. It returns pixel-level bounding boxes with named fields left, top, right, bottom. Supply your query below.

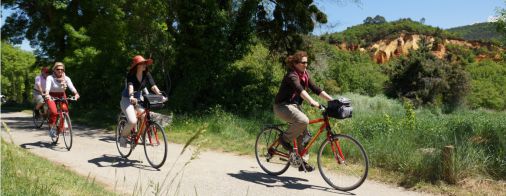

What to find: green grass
left=1, top=137, right=115, bottom=196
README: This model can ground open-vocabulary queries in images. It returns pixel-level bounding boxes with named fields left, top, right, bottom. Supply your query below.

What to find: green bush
left=385, top=42, right=470, bottom=110
left=307, top=37, right=387, bottom=96
left=466, top=60, right=506, bottom=110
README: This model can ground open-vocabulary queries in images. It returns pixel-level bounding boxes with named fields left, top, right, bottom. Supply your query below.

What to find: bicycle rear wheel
left=317, top=134, right=368, bottom=191
left=116, top=117, right=134, bottom=158
left=33, top=109, right=44, bottom=128
left=61, top=113, right=73, bottom=151
left=143, top=122, right=168, bottom=169
left=255, top=126, right=290, bottom=176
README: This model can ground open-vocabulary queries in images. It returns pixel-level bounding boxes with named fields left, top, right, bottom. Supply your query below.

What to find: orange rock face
left=333, top=33, right=504, bottom=64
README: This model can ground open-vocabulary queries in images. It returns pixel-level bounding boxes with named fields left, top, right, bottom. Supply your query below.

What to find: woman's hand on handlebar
left=310, top=101, right=320, bottom=108
left=129, top=97, right=138, bottom=105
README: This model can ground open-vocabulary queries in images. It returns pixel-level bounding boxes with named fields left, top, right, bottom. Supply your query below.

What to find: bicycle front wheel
left=255, top=126, right=290, bottom=176
left=116, top=117, right=134, bottom=158
left=143, top=122, right=168, bottom=169
left=51, top=115, right=60, bottom=144
left=33, top=109, right=44, bottom=128
left=317, top=134, right=368, bottom=191
left=61, top=113, right=73, bottom=151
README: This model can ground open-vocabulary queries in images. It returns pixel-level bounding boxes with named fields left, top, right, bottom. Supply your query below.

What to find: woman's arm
left=150, top=85, right=162, bottom=95
left=35, top=77, right=43, bottom=94
left=318, top=91, right=333, bottom=101
left=44, top=76, right=52, bottom=99
left=128, top=84, right=138, bottom=105
left=65, top=77, right=80, bottom=100
left=300, top=90, right=320, bottom=108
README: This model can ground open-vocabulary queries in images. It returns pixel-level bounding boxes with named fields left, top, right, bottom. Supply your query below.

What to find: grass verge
left=1, top=137, right=115, bottom=195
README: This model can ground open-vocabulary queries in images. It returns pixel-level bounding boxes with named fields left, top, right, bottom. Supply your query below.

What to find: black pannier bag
left=327, top=97, right=353, bottom=119
left=142, top=94, right=165, bottom=110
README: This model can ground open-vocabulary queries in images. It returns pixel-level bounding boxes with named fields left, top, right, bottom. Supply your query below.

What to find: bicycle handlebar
left=319, top=104, right=326, bottom=111
left=49, top=96, right=77, bottom=102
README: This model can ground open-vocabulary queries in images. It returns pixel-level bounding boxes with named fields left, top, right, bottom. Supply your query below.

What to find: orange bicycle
left=255, top=99, right=368, bottom=191
left=115, top=94, right=168, bottom=169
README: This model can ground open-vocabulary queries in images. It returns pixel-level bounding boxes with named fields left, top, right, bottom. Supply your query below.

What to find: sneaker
left=278, top=136, right=293, bottom=152
left=119, top=136, right=128, bottom=147
left=49, top=126, right=57, bottom=138
left=298, top=161, right=315, bottom=172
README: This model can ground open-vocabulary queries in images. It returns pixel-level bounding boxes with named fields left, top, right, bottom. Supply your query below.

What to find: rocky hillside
left=324, top=18, right=505, bottom=63
left=338, top=33, right=504, bottom=63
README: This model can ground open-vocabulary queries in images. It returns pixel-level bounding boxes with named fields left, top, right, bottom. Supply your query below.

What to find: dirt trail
left=1, top=111, right=430, bottom=195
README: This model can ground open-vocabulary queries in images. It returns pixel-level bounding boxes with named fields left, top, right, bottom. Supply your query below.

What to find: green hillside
left=447, top=22, right=504, bottom=44
left=322, top=18, right=456, bottom=46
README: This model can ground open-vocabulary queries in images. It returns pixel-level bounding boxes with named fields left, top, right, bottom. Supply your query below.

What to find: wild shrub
left=384, top=40, right=470, bottom=111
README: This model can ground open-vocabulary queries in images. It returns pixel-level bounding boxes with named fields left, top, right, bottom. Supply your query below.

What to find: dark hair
left=284, top=51, right=308, bottom=70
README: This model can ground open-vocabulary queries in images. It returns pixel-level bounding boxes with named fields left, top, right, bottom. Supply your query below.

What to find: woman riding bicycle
left=274, top=51, right=333, bottom=172
left=119, top=55, right=165, bottom=147
left=33, top=66, right=49, bottom=117
left=44, top=62, right=80, bottom=138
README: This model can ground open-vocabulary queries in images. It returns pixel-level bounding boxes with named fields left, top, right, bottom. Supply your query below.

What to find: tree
left=0, top=41, right=37, bottom=103
left=256, top=0, right=329, bottom=55
left=363, top=15, right=387, bottom=25
left=1, top=0, right=357, bottom=113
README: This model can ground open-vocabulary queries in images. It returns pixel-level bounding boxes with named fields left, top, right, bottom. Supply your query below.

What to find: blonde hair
left=53, top=62, right=65, bottom=71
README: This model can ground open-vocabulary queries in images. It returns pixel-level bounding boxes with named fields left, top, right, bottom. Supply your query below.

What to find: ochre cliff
left=335, top=33, right=504, bottom=64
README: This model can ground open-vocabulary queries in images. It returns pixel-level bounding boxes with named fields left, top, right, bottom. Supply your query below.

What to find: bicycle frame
left=53, top=98, right=70, bottom=131
left=269, top=115, right=346, bottom=163
left=130, top=108, right=160, bottom=146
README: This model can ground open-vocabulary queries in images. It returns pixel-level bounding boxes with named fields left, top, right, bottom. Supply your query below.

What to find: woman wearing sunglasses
left=44, top=62, right=80, bottom=138
left=273, top=51, right=333, bottom=172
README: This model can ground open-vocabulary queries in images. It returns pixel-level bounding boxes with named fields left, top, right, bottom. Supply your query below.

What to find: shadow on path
left=88, top=154, right=157, bottom=171
left=19, top=141, right=68, bottom=152
left=228, top=170, right=353, bottom=195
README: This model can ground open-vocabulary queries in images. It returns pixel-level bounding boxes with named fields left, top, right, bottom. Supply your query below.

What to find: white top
left=34, top=75, right=46, bottom=92
left=45, top=75, right=77, bottom=94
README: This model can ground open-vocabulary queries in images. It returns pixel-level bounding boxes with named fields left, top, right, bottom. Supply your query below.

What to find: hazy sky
left=2, top=0, right=505, bottom=51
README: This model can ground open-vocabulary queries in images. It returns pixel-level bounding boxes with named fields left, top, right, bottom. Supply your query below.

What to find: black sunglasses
left=56, top=69, right=64, bottom=71
left=299, top=61, right=308, bottom=64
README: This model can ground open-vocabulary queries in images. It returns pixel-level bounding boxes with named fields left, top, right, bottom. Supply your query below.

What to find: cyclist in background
left=119, top=55, right=165, bottom=147
left=44, top=62, right=80, bottom=138
left=33, top=67, right=49, bottom=117
left=273, top=51, right=333, bottom=172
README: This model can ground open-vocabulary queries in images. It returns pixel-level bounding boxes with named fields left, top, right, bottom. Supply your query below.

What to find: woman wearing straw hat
left=44, top=62, right=80, bottom=138
left=118, top=55, right=165, bottom=147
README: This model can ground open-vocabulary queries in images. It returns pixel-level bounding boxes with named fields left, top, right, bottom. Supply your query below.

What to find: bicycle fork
left=329, top=136, right=346, bottom=164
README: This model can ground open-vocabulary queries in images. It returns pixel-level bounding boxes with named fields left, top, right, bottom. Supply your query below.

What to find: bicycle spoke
left=144, top=122, right=167, bottom=169
left=116, top=118, right=133, bottom=158
left=255, top=127, right=290, bottom=175
left=62, top=113, right=73, bottom=150
left=317, top=134, right=368, bottom=191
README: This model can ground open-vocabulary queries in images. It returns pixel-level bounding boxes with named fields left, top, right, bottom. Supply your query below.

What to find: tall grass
left=1, top=137, right=115, bottom=195
left=337, top=94, right=506, bottom=183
